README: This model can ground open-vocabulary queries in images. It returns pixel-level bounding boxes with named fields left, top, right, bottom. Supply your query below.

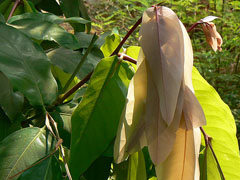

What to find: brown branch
left=118, top=53, right=137, bottom=64
left=111, top=17, right=142, bottom=56
left=200, top=127, right=225, bottom=180
left=52, top=17, right=141, bottom=108
left=187, top=22, right=200, bottom=33
left=7, top=0, right=21, bottom=21
left=54, top=55, right=137, bottom=107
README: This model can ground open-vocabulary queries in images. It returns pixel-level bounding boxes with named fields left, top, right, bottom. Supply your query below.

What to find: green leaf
left=100, top=33, right=123, bottom=57
left=8, top=12, right=87, bottom=50
left=35, top=0, right=63, bottom=16
left=0, top=23, right=57, bottom=106
left=112, top=161, right=128, bottom=180
left=18, top=155, right=63, bottom=180
left=193, top=67, right=240, bottom=179
left=51, top=65, right=79, bottom=100
left=51, top=102, right=77, bottom=149
left=69, top=56, right=135, bottom=178
left=60, top=0, right=91, bottom=32
left=125, top=46, right=140, bottom=60
left=0, top=72, right=24, bottom=122
left=127, top=151, right=147, bottom=180
left=0, top=108, right=21, bottom=141
left=8, top=12, right=90, bottom=24
left=0, top=13, right=4, bottom=23
left=83, top=156, right=112, bottom=180
left=200, top=145, right=221, bottom=180
left=0, top=127, right=55, bottom=179
left=75, top=32, right=109, bottom=49
left=48, top=47, right=102, bottom=79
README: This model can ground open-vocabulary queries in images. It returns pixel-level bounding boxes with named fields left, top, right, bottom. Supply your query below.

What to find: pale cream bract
left=114, top=6, right=206, bottom=180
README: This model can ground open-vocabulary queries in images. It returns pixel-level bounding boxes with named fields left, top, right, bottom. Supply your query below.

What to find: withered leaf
left=201, top=22, right=223, bottom=52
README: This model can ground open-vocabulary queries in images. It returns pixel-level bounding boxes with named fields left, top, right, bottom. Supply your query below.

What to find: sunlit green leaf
left=127, top=151, right=147, bottom=180
left=100, top=33, right=123, bottom=57
left=69, top=56, right=135, bottom=178
left=193, top=67, right=240, bottom=179
left=0, top=23, right=57, bottom=106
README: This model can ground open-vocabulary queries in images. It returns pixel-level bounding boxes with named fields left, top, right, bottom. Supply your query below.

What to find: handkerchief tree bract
left=0, top=1, right=239, bottom=180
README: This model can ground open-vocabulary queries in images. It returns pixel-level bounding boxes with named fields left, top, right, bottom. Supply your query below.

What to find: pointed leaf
left=193, top=67, right=240, bottom=179
left=69, top=56, right=135, bottom=178
left=0, top=23, right=57, bottom=106
left=8, top=12, right=83, bottom=50
left=0, top=127, right=55, bottom=180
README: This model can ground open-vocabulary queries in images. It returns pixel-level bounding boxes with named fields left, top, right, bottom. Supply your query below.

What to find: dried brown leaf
left=201, top=22, right=223, bottom=52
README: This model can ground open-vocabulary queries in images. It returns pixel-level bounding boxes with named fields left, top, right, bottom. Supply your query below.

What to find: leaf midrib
left=5, top=128, right=44, bottom=179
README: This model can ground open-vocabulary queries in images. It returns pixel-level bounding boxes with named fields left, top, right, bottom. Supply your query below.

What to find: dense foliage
left=0, top=0, right=239, bottom=179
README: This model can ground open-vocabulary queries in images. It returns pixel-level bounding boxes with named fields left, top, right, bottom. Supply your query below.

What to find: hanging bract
left=114, top=6, right=206, bottom=180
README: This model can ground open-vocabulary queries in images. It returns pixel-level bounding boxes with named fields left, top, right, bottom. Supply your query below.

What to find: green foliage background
left=0, top=0, right=239, bottom=179
left=86, top=0, right=240, bottom=142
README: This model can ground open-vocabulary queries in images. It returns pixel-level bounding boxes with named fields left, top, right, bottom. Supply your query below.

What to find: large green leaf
left=18, top=155, right=63, bottom=180
left=0, top=23, right=57, bottom=106
left=8, top=12, right=89, bottom=50
left=48, top=47, right=102, bottom=79
left=193, top=67, right=240, bottom=179
left=0, top=72, right=24, bottom=122
left=69, top=56, right=135, bottom=178
left=0, top=127, right=54, bottom=179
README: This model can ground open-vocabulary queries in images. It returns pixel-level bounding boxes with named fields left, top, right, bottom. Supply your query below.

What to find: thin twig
left=187, top=22, right=200, bottom=33
left=8, top=136, right=62, bottom=179
left=52, top=17, right=142, bottom=108
left=200, top=127, right=225, bottom=180
left=61, top=33, right=98, bottom=93
left=118, top=53, right=137, bottom=64
left=111, top=17, right=142, bottom=56
left=47, top=114, right=72, bottom=180
left=54, top=71, right=93, bottom=106
left=7, top=0, right=21, bottom=21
